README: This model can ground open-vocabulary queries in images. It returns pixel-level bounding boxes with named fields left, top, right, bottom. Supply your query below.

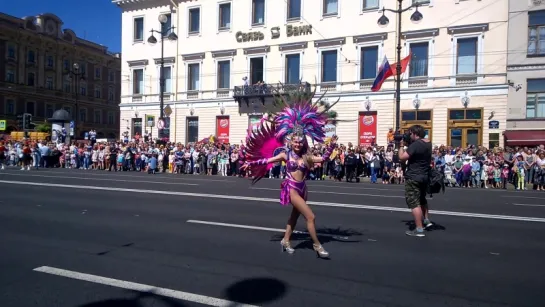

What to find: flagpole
left=395, top=0, right=403, bottom=136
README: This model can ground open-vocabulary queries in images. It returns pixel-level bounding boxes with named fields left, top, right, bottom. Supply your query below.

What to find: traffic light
left=16, top=114, right=24, bottom=129
left=23, top=113, right=32, bottom=130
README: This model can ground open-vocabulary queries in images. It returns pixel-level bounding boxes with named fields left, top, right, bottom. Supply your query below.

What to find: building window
left=456, top=37, right=478, bottom=75
left=188, top=63, right=200, bottom=91
left=63, top=106, right=72, bottom=115
left=46, top=56, right=54, bottom=68
left=80, top=63, right=87, bottom=76
left=27, top=72, right=35, bottom=86
left=252, top=0, right=265, bottom=25
left=95, top=67, right=101, bottom=79
left=360, top=46, right=378, bottom=80
left=217, top=60, right=231, bottom=89
left=108, top=87, right=114, bottom=101
left=161, top=13, right=172, bottom=36
left=401, top=110, right=432, bottom=121
left=26, top=101, right=35, bottom=115
left=219, top=3, right=231, bottom=30
left=528, top=10, right=545, bottom=56
left=132, top=69, right=144, bottom=94
left=161, top=66, right=172, bottom=92
left=250, top=57, right=264, bottom=84
left=46, top=77, right=54, bottom=90
left=6, top=69, right=15, bottom=83
left=6, top=99, right=15, bottom=114
left=80, top=109, right=87, bottom=122
left=285, top=54, right=300, bottom=84
left=95, top=86, right=102, bottom=98
left=27, top=50, right=35, bottom=63
left=413, top=0, right=430, bottom=4
left=323, top=0, right=338, bottom=16
left=64, top=81, right=71, bottom=93
left=287, top=0, right=301, bottom=20
left=94, top=110, right=102, bottom=124
left=64, top=59, right=70, bottom=71
left=189, top=8, right=200, bottom=34
left=409, top=42, right=428, bottom=77
left=109, top=70, right=115, bottom=82
left=134, top=17, right=144, bottom=41
left=321, top=50, right=337, bottom=83
left=108, top=112, right=115, bottom=125
left=489, top=133, right=499, bottom=149
left=46, top=105, right=54, bottom=118
left=80, top=83, right=87, bottom=96
left=526, top=79, right=545, bottom=118
left=363, top=0, right=379, bottom=10
left=7, top=45, right=16, bottom=59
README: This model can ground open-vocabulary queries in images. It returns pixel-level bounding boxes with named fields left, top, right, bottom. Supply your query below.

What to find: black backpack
left=427, top=168, right=445, bottom=197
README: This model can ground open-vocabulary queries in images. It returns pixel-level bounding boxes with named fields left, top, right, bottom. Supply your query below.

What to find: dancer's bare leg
left=289, top=189, right=320, bottom=246
left=283, top=206, right=300, bottom=242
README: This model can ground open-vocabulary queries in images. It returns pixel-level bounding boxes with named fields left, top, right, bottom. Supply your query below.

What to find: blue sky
left=3, top=0, right=121, bottom=52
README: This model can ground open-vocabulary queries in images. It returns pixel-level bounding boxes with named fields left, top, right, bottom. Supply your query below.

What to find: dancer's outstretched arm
left=240, top=152, right=287, bottom=171
left=312, top=136, right=338, bottom=163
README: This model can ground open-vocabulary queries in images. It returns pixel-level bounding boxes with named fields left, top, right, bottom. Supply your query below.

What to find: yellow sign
left=0, top=120, right=6, bottom=131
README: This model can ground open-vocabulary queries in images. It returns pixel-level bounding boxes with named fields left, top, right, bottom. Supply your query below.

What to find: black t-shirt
left=405, top=139, right=432, bottom=182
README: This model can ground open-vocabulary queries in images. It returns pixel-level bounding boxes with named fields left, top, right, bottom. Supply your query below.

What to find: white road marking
left=2, top=180, right=545, bottom=223
left=33, top=266, right=258, bottom=307
left=513, top=203, right=545, bottom=207
left=506, top=195, right=545, bottom=199
left=3, top=173, right=198, bottom=186
left=251, top=187, right=403, bottom=198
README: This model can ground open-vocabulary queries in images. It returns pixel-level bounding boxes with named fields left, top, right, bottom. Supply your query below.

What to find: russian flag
left=371, top=56, right=394, bottom=92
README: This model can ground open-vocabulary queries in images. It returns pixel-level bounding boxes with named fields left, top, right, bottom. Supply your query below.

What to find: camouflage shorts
left=405, top=179, right=428, bottom=209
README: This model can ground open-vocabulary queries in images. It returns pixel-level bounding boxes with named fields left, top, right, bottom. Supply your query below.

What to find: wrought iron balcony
left=233, top=82, right=312, bottom=106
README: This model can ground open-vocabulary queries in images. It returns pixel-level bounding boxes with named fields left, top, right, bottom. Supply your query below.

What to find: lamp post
left=67, top=62, right=85, bottom=138
left=148, top=14, right=178, bottom=139
left=378, top=0, right=423, bottom=136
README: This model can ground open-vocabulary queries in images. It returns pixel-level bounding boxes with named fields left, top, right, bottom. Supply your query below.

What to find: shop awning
left=504, top=130, right=545, bottom=146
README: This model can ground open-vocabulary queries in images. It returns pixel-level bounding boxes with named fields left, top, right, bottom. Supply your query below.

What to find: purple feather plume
left=245, top=122, right=284, bottom=185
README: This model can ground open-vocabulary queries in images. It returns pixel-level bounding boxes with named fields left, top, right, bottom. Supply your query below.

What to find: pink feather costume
left=244, top=89, right=339, bottom=206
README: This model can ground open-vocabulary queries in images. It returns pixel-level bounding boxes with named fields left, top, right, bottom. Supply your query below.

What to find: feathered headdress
left=261, top=85, right=340, bottom=144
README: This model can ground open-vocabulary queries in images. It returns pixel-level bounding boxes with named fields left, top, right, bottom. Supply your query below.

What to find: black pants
left=109, top=159, right=117, bottom=171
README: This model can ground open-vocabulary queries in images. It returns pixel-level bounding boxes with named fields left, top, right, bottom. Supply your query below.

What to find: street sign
left=70, top=121, right=74, bottom=128
left=157, top=119, right=165, bottom=129
left=0, top=120, right=6, bottom=131
left=164, top=105, right=172, bottom=117
left=146, top=115, right=155, bottom=127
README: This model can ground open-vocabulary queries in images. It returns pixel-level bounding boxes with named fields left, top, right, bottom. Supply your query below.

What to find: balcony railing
left=233, top=82, right=311, bottom=105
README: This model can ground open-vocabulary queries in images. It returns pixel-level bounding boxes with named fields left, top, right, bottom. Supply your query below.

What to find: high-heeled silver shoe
left=280, top=239, right=295, bottom=254
left=313, top=244, right=329, bottom=258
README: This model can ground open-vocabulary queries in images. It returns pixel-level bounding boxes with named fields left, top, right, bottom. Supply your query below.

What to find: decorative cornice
left=154, top=57, right=175, bottom=64
left=127, top=59, right=148, bottom=67
left=314, top=37, right=345, bottom=48
left=447, top=23, right=489, bottom=35
left=353, top=32, right=388, bottom=44
left=211, top=49, right=237, bottom=58
left=181, top=52, right=206, bottom=61
left=278, top=42, right=308, bottom=52
left=243, top=46, right=270, bottom=55
left=401, top=28, right=439, bottom=40
left=507, top=63, right=545, bottom=71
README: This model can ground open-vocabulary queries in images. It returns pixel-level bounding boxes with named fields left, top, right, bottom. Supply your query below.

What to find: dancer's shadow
left=270, top=226, right=363, bottom=251
left=403, top=220, right=447, bottom=232
left=223, top=277, right=287, bottom=306
left=75, top=290, right=187, bottom=307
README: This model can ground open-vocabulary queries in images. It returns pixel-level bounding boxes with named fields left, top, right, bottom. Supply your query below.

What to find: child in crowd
left=381, top=166, right=390, bottom=184
left=501, top=164, right=509, bottom=189
left=493, top=164, right=501, bottom=188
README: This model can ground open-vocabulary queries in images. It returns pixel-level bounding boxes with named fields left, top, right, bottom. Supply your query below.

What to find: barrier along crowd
left=0, top=136, right=544, bottom=191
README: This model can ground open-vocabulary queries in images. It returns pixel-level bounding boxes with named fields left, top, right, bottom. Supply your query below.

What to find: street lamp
left=67, top=62, right=85, bottom=138
left=378, top=0, right=423, bottom=137
left=148, top=14, right=178, bottom=139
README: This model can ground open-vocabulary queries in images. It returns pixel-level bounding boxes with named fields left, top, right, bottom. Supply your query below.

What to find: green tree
left=35, top=121, right=51, bottom=133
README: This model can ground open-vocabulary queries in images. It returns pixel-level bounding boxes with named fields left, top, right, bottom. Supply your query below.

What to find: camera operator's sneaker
left=405, top=229, right=425, bottom=237
left=424, top=220, right=433, bottom=228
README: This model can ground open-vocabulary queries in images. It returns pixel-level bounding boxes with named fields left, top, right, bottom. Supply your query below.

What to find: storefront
left=400, top=109, right=433, bottom=141
left=447, top=108, right=483, bottom=147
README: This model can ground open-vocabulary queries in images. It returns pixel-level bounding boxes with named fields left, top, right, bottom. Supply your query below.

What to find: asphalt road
left=0, top=168, right=544, bottom=307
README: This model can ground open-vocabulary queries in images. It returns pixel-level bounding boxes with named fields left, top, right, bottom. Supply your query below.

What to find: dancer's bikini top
left=286, top=151, right=308, bottom=173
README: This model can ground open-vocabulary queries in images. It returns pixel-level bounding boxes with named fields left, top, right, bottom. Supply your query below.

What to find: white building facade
left=114, top=0, right=509, bottom=148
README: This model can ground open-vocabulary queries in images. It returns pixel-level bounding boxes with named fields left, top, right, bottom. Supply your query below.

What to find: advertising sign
left=216, top=116, right=230, bottom=143
left=248, top=115, right=262, bottom=134
left=0, top=120, right=6, bottom=131
left=358, top=112, right=377, bottom=147
left=324, top=123, right=336, bottom=138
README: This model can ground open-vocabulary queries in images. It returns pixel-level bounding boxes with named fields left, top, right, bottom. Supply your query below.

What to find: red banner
left=216, top=116, right=230, bottom=143
left=358, top=112, right=377, bottom=147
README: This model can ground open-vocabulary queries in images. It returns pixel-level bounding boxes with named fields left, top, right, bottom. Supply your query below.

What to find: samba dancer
left=241, top=91, right=339, bottom=258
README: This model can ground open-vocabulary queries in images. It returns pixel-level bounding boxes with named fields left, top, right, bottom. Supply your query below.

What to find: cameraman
left=398, top=125, right=433, bottom=237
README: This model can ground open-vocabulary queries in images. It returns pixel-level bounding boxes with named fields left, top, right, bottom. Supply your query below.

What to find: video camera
left=393, top=131, right=412, bottom=146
